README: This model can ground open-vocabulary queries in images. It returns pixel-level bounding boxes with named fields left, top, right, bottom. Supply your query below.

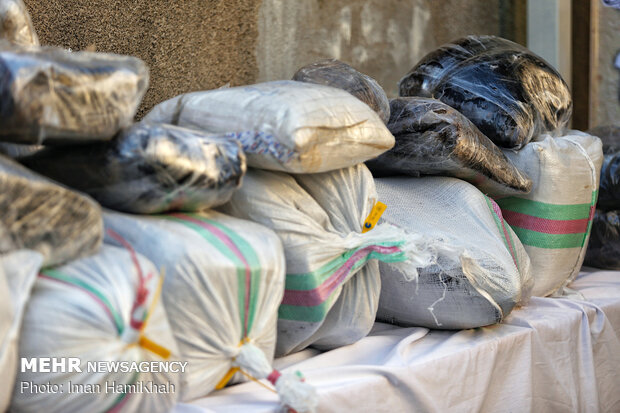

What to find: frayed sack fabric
left=399, top=35, right=572, bottom=149
left=0, top=0, right=38, bottom=46
left=493, top=133, right=603, bottom=297
left=219, top=164, right=429, bottom=356
left=584, top=209, right=620, bottom=270
left=144, top=80, right=394, bottom=173
left=12, top=243, right=180, bottom=413
left=293, top=59, right=390, bottom=124
left=104, top=211, right=317, bottom=413
left=0, top=41, right=148, bottom=144
left=0, top=250, right=42, bottom=413
left=21, top=123, right=246, bottom=214
left=0, top=154, right=102, bottom=267
left=375, top=176, right=532, bottom=329
left=366, top=97, right=532, bottom=194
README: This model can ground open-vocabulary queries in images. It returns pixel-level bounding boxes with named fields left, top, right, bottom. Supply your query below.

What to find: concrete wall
left=24, top=0, right=518, bottom=116
left=593, top=4, right=620, bottom=127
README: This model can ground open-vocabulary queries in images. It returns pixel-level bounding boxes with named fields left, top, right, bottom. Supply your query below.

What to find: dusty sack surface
left=24, top=0, right=261, bottom=118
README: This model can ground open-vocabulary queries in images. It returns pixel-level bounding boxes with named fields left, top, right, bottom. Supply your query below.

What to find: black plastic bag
left=365, top=97, right=532, bottom=194
left=588, top=126, right=620, bottom=210
left=0, top=153, right=102, bottom=266
left=0, top=41, right=148, bottom=144
left=399, top=35, right=572, bottom=149
left=293, top=59, right=390, bottom=124
left=21, top=123, right=246, bottom=214
left=584, top=210, right=620, bottom=270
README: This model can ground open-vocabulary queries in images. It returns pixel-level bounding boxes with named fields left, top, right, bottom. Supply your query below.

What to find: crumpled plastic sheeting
left=144, top=80, right=394, bottom=173
left=104, top=210, right=286, bottom=403
left=0, top=41, right=148, bottom=144
left=12, top=244, right=180, bottom=413
left=0, top=142, right=42, bottom=159
left=399, top=35, right=572, bottom=149
left=0, top=0, right=38, bottom=46
left=21, top=123, right=246, bottom=214
left=293, top=59, right=390, bottom=124
left=585, top=210, right=620, bottom=270
left=0, top=154, right=102, bottom=267
left=366, top=97, right=532, bottom=194
left=375, top=176, right=532, bottom=330
left=0, top=250, right=42, bottom=413
left=588, top=125, right=620, bottom=211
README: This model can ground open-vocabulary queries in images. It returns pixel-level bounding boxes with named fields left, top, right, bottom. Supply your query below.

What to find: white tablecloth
left=175, top=269, right=620, bottom=412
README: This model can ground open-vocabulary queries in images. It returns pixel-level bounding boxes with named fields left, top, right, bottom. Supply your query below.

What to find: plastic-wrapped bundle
left=11, top=243, right=180, bottom=413
left=0, top=41, right=148, bottom=144
left=375, top=176, right=532, bottom=329
left=492, top=132, right=603, bottom=296
left=0, top=0, right=38, bottom=46
left=0, top=154, right=102, bottom=267
left=219, top=164, right=430, bottom=356
left=399, top=35, right=572, bottom=149
left=104, top=211, right=317, bottom=412
left=0, top=250, right=42, bottom=413
left=292, top=59, right=390, bottom=124
left=588, top=125, right=620, bottom=210
left=144, top=80, right=394, bottom=173
left=21, top=123, right=246, bottom=214
left=584, top=210, right=620, bottom=270
left=366, top=97, right=532, bottom=194
left=0, top=142, right=42, bottom=158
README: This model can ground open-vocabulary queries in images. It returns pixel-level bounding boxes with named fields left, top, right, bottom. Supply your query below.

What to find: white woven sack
left=0, top=250, right=42, bottom=412
left=375, top=176, right=533, bottom=329
left=494, top=132, right=604, bottom=296
left=220, top=164, right=431, bottom=356
left=144, top=80, right=395, bottom=173
left=104, top=210, right=317, bottom=413
left=12, top=244, right=180, bottom=413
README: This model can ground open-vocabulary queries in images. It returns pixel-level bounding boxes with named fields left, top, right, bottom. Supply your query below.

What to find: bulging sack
left=366, top=97, right=532, bottom=194
left=493, top=132, right=603, bottom=296
left=144, top=80, right=394, bottom=173
left=0, top=154, right=102, bottom=267
left=0, top=250, right=42, bottom=413
left=12, top=243, right=180, bottom=413
left=292, top=59, right=390, bottom=124
left=584, top=210, right=620, bottom=270
left=399, top=35, right=572, bottom=149
left=0, top=0, right=38, bottom=46
left=219, top=164, right=429, bottom=356
left=375, top=176, right=532, bottom=329
left=21, top=122, right=246, bottom=214
left=104, top=211, right=317, bottom=412
left=0, top=42, right=148, bottom=144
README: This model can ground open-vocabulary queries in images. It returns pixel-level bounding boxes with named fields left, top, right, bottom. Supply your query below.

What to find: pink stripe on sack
left=281, top=245, right=401, bottom=307
left=502, top=209, right=590, bottom=234
left=171, top=213, right=252, bottom=336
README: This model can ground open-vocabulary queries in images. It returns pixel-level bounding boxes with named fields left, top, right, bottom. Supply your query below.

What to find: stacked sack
left=379, top=34, right=603, bottom=299
left=584, top=125, right=620, bottom=269
left=1, top=3, right=317, bottom=412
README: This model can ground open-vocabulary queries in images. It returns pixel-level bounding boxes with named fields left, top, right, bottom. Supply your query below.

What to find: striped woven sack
left=495, top=132, right=603, bottom=296
left=220, top=164, right=433, bottom=357
left=104, top=211, right=317, bottom=412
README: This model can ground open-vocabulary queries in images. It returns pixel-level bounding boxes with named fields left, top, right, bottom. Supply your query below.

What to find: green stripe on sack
left=497, top=197, right=592, bottom=220
left=510, top=226, right=586, bottom=249
left=284, top=242, right=404, bottom=291
left=278, top=294, right=338, bottom=322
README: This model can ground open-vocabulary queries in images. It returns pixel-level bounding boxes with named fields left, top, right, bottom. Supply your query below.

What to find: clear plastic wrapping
left=292, top=59, right=390, bottom=124
left=21, top=122, right=246, bottom=214
left=366, top=97, right=532, bottom=194
left=584, top=210, right=620, bottom=270
left=144, top=80, right=394, bottom=173
left=0, top=142, right=42, bottom=158
left=0, top=0, right=38, bottom=46
left=0, top=41, right=148, bottom=144
left=399, top=35, right=572, bottom=149
left=0, top=153, right=103, bottom=267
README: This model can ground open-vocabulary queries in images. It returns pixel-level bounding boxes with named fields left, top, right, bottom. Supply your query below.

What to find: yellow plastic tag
left=362, top=201, right=387, bottom=233
left=139, top=335, right=171, bottom=359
